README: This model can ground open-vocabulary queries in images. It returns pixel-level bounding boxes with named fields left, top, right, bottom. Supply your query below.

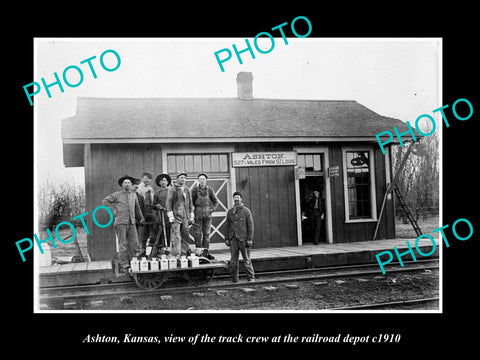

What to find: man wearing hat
left=102, top=175, right=145, bottom=273
left=153, top=173, right=172, bottom=250
left=165, top=172, right=194, bottom=257
left=225, top=191, right=255, bottom=282
left=131, top=178, right=146, bottom=230
left=191, top=173, right=219, bottom=260
left=136, top=172, right=158, bottom=253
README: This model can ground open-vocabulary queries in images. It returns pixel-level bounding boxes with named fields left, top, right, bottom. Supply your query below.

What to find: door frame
left=161, top=144, right=235, bottom=243
left=293, top=146, right=333, bottom=245
left=184, top=177, right=230, bottom=243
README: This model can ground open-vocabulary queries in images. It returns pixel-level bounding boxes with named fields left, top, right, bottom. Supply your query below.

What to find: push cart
left=112, top=257, right=228, bottom=290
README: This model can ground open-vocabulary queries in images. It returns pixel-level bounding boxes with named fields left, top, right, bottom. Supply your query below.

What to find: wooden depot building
left=62, top=72, right=411, bottom=261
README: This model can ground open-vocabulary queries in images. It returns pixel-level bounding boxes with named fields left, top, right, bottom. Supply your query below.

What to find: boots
left=202, top=248, right=215, bottom=260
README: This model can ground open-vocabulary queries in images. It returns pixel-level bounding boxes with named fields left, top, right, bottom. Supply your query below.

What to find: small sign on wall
left=328, top=165, right=340, bottom=177
left=295, top=166, right=306, bottom=180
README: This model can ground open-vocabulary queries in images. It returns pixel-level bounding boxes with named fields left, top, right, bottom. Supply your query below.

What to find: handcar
left=112, top=256, right=228, bottom=290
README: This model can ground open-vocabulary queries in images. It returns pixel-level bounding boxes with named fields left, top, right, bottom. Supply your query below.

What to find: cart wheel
left=185, top=257, right=215, bottom=286
left=133, top=273, right=167, bottom=290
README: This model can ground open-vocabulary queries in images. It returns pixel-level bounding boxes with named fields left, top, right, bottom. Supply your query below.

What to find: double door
left=185, top=178, right=230, bottom=243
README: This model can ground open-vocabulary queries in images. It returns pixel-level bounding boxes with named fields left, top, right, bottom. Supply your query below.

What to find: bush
left=38, top=178, right=85, bottom=230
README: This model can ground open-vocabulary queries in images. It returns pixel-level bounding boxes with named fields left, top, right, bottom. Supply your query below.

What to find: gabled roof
left=62, top=97, right=412, bottom=142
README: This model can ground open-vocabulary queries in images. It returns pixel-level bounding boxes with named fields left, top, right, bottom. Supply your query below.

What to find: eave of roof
left=62, top=97, right=417, bottom=141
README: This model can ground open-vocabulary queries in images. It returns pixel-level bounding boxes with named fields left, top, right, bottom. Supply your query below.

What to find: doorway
left=185, top=177, right=230, bottom=244
left=299, top=175, right=327, bottom=244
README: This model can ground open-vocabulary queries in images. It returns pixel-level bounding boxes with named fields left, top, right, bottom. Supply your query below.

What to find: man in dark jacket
left=102, top=175, right=145, bottom=273
left=166, top=172, right=194, bottom=257
left=136, top=172, right=158, bottom=253
left=225, top=191, right=255, bottom=283
left=153, top=173, right=172, bottom=251
left=191, top=173, right=218, bottom=260
left=132, top=178, right=145, bottom=229
left=307, top=190, right=324, bottom=244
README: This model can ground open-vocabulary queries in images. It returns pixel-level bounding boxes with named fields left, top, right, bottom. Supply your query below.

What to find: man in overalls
left=166, top=172, right=194, bottom=257
left=191, top=173, right=219, bottom=260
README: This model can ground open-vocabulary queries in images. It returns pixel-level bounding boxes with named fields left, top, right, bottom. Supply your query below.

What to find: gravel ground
left=85, top=269, right=439, bottom=311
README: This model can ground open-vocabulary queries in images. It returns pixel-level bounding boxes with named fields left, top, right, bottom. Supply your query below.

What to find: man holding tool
left=151, top=173, right=172, bottom=256
left=165, top=172, right=194, bottom=257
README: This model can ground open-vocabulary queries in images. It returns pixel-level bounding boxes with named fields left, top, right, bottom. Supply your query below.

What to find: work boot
left=202, top=248, right=215, bottom=260
left=120, top=265, right=132, bottom=276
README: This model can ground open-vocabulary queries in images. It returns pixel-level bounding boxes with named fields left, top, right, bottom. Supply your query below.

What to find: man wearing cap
left=165, top=172, right=194, bottom=257
left=191, top=173, right=219, bottom=260
left=225, top=191, right=255, bottom=282
left=102, top=175, right=145, bottom=273
left=131, top=178, right=146, bottom=230
left=135, top=172, right=158, bottom=254
left=153, top=173, right=172, bottom=250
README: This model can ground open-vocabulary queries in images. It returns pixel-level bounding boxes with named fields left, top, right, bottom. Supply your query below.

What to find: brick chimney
left=236, top=72, right=253, bottom=100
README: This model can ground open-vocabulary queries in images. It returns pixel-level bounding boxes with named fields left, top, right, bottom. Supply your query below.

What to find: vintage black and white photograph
left=34, top=38, right=441, bottom=312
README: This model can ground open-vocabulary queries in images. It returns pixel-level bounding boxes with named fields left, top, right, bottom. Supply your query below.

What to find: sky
left=34, top=38, right=441, bottom=186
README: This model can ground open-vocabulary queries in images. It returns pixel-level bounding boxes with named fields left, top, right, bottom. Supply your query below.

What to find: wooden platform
left=38, top=237, right=439, bottom=288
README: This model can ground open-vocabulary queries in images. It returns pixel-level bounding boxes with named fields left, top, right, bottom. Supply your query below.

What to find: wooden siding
left=85, top=143, right=163, bottom=261
left=234, top=144, right=297, bottom=248
left=83, top=141, right=396, bottom=259
left=328, top=144, right=395, bottom=243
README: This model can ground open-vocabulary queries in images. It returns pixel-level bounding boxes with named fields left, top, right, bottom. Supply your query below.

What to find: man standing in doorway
left=166, top=172, right=194, bottom=257
left=309, top=190, right=324, bottom=245
left=136, top=172, right=158, bottom=254
left=225, top=191, right=255, bottom=283
left=191, top=173, right=218, bottom=260
left=102, top=175, right=145, bottom=273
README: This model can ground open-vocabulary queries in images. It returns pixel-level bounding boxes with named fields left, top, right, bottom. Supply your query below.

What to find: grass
left=395, top=216, right=440, bottom=239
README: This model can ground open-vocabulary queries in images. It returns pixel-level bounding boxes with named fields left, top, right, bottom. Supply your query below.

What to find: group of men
left=102, top=171, right=255, bottom=283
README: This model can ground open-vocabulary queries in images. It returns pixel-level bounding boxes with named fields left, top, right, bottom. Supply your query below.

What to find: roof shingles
left=62, top=97, right=410, bottom=140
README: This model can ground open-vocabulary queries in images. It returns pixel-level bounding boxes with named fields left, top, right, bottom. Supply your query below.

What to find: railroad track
left=329, top=297, right=440, bottom=310
left=39, top=259, right=439, bottom=307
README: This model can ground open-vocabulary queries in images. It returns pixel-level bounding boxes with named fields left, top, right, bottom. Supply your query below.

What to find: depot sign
left=232, top=151, right=297, bottom=167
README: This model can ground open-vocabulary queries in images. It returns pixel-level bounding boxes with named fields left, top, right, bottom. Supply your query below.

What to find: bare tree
left=38, top=178, right=86, bottom=230
left=392, top=128, right=439, bottom=222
